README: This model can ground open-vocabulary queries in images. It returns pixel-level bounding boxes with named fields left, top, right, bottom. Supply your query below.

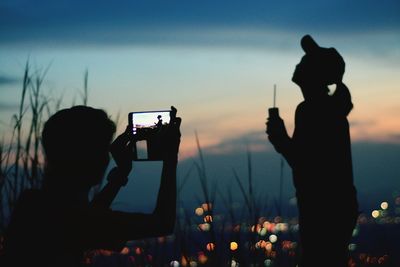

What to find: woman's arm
left=266, top=117, right=296, bottom=169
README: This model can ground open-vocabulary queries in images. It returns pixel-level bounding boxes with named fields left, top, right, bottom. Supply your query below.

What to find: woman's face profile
left=292, top=56, right=312, bottom=86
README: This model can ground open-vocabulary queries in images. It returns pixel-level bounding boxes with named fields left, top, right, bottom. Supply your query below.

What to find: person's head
left=42, top=106, right=116, bottom=189
left=292, top=35, right=345, bottom=99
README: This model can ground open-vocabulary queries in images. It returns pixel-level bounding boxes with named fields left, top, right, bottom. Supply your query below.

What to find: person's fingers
left=124, top=125, right=133, bottom=136
left=266, top=121, right=272, bottom=135
left=170, top=106, right=177, bottom=120
left=114, top=126, right=132, bottom=144
left=173, top=118, right=182, bottom=138
left=111, top=135, right=127, bottom=151
left=126, top=141, right=135, bottom=161
left=169, top=116, right=181, bottom=132
left=174, top=117, right=182, bottom=128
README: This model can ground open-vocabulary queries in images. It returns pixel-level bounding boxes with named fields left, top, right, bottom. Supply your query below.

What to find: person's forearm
left=276, top=137, right=296, bottom=169
left=90, top=182, right=122, bottom=209
left=91, top=168, right=128, bottom=209
left=153, top=158, right=177, bottom=232
left=96, top=160, right=177, bottom=242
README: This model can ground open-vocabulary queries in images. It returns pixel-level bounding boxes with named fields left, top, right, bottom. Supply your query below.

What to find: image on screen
left=130, top=111, right=170, bottom=135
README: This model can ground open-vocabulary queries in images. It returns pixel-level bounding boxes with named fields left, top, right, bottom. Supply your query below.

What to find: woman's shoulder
left=295, top=101, right=307, bottom=112
left=295, top=101, right=310, bottom=118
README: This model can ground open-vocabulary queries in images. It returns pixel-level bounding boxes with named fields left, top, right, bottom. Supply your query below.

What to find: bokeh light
left=282, top=240, right=291, bottom=250
left=265, top=242, right=273, bottom=252
left=170, top=260, right=180, bottom=267
left=352, top=227, right=359, bottom=237
left=259, top=228, right=267, bottom=236
left=371, top=210, right=380, bottom=218
left=230, top=241, right=238, bottom=251
left=204, top=215, right=213, bottom=223
left=348, top=243, right=357, bottom=251
left=206, top=242, right=215, bottom=251
left=231, top=259, right=239, bottom=267
left=264, top=259, right=273, bottom=266
left=201, top=203, right=212, bottom=212
left=269, top=234, right=278, bottom=243
left=120, top=247, right=130, bottom=255
left=135, top=247, right=142, bottom=255
left=198, top=223, right=211, bottom=232
left=198, top=253, right=207, bottom=264
left=276, top=223, right=289, bottom=232
left=181, top=256, right=187, bottom=266
left=381, top=201, right=389, bottom=210
left=195, top=207, right=204, bottom=216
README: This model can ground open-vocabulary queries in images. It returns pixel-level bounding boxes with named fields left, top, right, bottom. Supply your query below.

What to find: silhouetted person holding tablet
left=2, top=105, right=181, bottom=267
left=266, top=35, right=358, bottom=267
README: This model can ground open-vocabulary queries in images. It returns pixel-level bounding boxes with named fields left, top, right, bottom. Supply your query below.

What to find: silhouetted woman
left=2, top=105, right=181, bottom=267
left=266, top=35, right=358, bottom=267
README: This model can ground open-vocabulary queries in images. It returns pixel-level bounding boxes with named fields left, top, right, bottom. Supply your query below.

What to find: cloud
left=0, top=75, right=19, bottom=86
left=350, top=119, right=376, bottom=127
left=0, top=102, right=18, bottom=111
left=203, top=130, right=271, bottom=155
left=388, top=133, right=400, bottom=142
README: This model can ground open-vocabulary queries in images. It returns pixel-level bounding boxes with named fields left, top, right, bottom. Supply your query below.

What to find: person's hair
left=299, top=35, right=345, bottom=87
left=304, top=48, right=345, bottom=86
left=42, top=106, right=116, bottom=185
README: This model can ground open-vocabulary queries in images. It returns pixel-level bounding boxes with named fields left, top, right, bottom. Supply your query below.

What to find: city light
left=269, top=234, right=278, bottom=243
left=206, top=243, right=215, bottom=251
left=381, top=201, right=389, bottom=210
left=231, top=259, right=239, bottom=267
left=195, top=207, right=204, bottom=216
left=76, top=196, right=399, bottom=266
left=201, top=203, right=212, bottom=212
left=230, top=242, right=238, bottom=251
left=120, top=247, right=130, bottom=255
left=348, top=243, right=357, bottom=251
left=204, top=215, right=213, bottom=223
left=198, top=223, right=211, bottom=232
left=198, top=253, right=207, bottom=264
left=264, top=259, right=273, bottom=266
left=259, top=227, right=267, bottom=236
left=371, top=210, right=380, bottom=219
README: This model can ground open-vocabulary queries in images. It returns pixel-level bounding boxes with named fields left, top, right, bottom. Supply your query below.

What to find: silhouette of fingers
left=170, top=106, right=177, bottom=120
left=168, top=106, right=181, bottom=136
left=110, top=125, right=135, bottom=170
left=266, top=121, right=272, bottom=135
left=112, top=126, right=131, bottom=148
left=172, top=117, right=182, bottom=130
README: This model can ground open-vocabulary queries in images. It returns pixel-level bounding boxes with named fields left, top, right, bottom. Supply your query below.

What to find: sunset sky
left=1, top=0, right=399, bottom=158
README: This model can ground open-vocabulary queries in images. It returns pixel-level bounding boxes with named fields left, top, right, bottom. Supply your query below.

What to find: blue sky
left=1, top=0, right=399, bottom=44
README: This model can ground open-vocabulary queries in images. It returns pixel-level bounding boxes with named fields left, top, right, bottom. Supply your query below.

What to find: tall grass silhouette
left=0, top=62, right=90, bottom=231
